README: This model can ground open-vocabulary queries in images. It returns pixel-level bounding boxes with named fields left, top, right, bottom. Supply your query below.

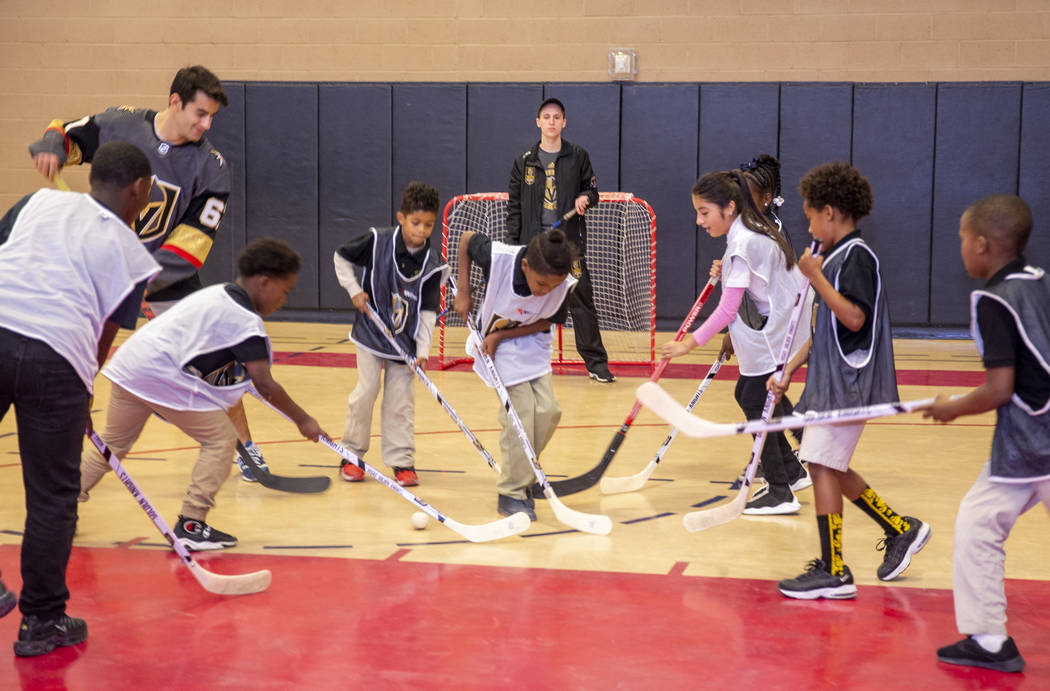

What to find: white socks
left=973, top=633, right=1008, bottom=653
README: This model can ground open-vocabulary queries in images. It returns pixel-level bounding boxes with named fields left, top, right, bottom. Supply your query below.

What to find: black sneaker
left=13, top=614, right=87, bottom=657
left=0, top=576, right=15, bottom=619
left=174, top=515, right=238, bottom=551
left=789, top=457, right=812, bottom=492
left=936, top=636, right=1025, bottom=673
left=497, top=494, right=537, bottom=521
left=778, top=559, right=857, bottom=600
left=587, top=365, right=616, bottom=383
left=876, top=517, right=931, bottom=581
left=744, top=486, right=800, bottom=515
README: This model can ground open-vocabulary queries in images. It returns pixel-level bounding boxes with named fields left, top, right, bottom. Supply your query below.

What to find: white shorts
left=799, top=421, right=865, bottom=472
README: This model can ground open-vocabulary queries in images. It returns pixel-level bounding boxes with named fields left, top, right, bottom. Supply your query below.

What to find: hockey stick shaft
left=635, top=386, right=935, bottom=437
left=362, top=303, right=499, bottom=473
left=247, top=387, right=529, bottom=542
left=536, top=278, right=719, bottom=497
left=600, top=352, right=727, bottom=495
left=682, top=239, right=820, bottom=532
left=86, top=430, right=271, bottom=595
left=453, top=279, right=611, bottom=535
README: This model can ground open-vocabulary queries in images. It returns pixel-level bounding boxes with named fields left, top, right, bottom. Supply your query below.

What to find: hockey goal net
left=439, top=192, right=656, bottom=371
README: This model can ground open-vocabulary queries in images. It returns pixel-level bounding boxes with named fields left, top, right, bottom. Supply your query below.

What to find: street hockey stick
left=635, top=385, right=935, bottom=438
left=600, top=352, right=728, bottom=495
left=87, top=430, right=271, bottom=595
left=362, top=302, right=500, bottom=473
left=681, top=239, right=820, bottom=533
left=539, top=278, right=720, bottom=498
left=247, top=387, right=530, bottom=542
left=455, top=283, right=612, bottom=535
left=235, top=441, right=331, bottom=493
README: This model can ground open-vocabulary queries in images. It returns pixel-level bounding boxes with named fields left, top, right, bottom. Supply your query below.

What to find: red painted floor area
left=1, top=545, right=1045, bottom=689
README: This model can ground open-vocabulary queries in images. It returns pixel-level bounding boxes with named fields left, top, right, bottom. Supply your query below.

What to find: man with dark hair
left=507, top=97, right=613, bottom=382
left=0, top=141, right=160, bottom=656
left=78, top=238, right=328, bottom=551
left=28, top=64, right=231, bottom=313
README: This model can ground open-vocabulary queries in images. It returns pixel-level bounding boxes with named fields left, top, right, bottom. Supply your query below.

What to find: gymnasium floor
left=1, top=324, right=1047, bottom=689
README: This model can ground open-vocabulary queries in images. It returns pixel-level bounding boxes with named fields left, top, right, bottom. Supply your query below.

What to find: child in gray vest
left=768, top=162, right=930, bottom=600
left=926, top=194, right=1049, bottom=674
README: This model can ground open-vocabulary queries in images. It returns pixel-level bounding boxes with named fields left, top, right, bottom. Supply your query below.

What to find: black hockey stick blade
left=529, top=425, right=625, bottom=498
left=236, top=442, right=331, bottom=494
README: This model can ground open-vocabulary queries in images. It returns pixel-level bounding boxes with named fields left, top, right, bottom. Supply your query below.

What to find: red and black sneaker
left=340, top=460, right=365, bottom=482
left=0, top=573, right=16, bottom=619
left=394, top=467, right=418, bottom=487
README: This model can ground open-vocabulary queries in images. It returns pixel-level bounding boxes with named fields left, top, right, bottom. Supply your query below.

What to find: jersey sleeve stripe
left=159, top=224, right=213, bottom=268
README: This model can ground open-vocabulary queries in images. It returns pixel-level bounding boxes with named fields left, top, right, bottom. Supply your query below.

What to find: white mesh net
left=440, top=192, right=655, bottom=368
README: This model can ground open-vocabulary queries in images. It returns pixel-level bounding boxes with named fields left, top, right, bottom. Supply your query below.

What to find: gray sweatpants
left=953, top=460, right=1050, bottom=635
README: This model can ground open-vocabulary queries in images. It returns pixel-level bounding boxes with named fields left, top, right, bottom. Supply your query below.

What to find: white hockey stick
left=637, top=383, right=935, bottom=437
left=681, top=239, right=819, bottom=533
left=87, top=430, right=271, bottom=595
left=362, top=302, right=499, bottom=473
left=600, top=352, right=728, bottom=495
left=456, top=280, right=612, bottom=536
left=247, top=387, right=529, bottom=542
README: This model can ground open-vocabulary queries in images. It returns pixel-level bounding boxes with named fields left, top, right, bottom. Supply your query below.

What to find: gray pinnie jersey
left=350, top=227, right=449, bottom=360
left=971, top=266, right=1050, bottom=481
left=31, top=106, right=231, bottom=299
left=797, top=237, right=899, bottom=414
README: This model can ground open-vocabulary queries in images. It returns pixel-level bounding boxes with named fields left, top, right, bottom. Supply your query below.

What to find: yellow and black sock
left=852, top=486, right=910, bottom=535
left=817, top=513, right=845, bottom=576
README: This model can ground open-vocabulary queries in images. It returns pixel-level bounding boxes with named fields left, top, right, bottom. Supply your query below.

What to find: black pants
left=568, top=257, right=609, bottom=371
left=734, top=372, right=800, bottom=487
left=0, top=328, right=88, bottom=620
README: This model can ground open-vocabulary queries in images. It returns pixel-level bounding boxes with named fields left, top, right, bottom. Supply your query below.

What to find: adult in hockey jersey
left=28, top=65, right=231, bottom=312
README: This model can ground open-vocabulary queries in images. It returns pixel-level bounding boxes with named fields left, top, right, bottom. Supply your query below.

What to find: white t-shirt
left=722, top=215, right=811, bottom=376
left=0, top=189, right=159, bottom=392
left=104, top=284, right=270, bottom=411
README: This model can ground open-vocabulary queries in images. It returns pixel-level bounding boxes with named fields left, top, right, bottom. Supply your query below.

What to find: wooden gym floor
left=1, top=323, right=1047, bottom=689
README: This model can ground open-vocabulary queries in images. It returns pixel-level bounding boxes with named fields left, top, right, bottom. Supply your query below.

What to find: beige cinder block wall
left=2, top=0, right=1049, bottom=208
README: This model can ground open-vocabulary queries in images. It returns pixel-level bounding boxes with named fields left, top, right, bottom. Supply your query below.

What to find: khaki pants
left=497, top=373, right=561, bottom=499
left=953, top=460, right=1050, bottom=635
left=341, top=349, right=415, bottom=468
left=81, top=384, right=237, bottom=520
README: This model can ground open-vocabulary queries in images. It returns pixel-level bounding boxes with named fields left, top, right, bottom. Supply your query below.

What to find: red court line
left=271, top=351, right=986, bottom=386
left=1, top=545, right=1043, bottom=689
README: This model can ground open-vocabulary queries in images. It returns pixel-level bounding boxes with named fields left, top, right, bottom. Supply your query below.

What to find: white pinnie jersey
left=0, top=189, right=159, bottom=392
left=470, top=241, right=576, bottom=387
left=722, top=215, right=812, bottom=377
left=104, top=284, right=270, bottom=411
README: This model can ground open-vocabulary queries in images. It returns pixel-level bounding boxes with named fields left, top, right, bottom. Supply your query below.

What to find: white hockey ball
left=411, top=511, right=429, bottom=530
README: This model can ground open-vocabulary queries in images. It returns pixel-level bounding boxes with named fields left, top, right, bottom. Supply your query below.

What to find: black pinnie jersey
left=32, top=106, right=231, bottom=300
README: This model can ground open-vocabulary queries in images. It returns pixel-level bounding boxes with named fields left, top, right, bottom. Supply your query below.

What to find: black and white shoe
left=936, top=636, right=1025, bottom=673
left=779, top=559, right=857, bottom=600
left=876, top=517, right=931, bottom=581
left=13, top=614, right=87, bottom=657
left=744, top=486, right=800, bottom=515
left=587, top=365, right=616, bottom=383
left=174, top=515, right=238, bottom=551
left=789, top=460, right=812, bottom=492
left=0, top=575, right=15, bottom=619
left=497, top=494, right=536, bottom=521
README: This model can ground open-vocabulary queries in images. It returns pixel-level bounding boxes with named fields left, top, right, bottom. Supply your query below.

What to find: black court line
left=2, top=529, right=24, bottom=536
left=123, top=542, right=169, bottom=548
left=691, top=495, right=728, bottom=508
left=709, top=480, right=736, bottom=485
left=309, top=346, right=325, bottom=351
left=0, top=432, right=15, bottom=439
left=620, top=512, right=675, bottom=525
left=416, top=468, right=466, bottom=474
left=521, top=529, right=577, bottom=538
left=262, top=544, right=354, bottom=550
left=395, top=539, right=471, bottom=546
left=647, top=477, right=674, bottom=483
left=299, top=464, right=341, bottom=469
